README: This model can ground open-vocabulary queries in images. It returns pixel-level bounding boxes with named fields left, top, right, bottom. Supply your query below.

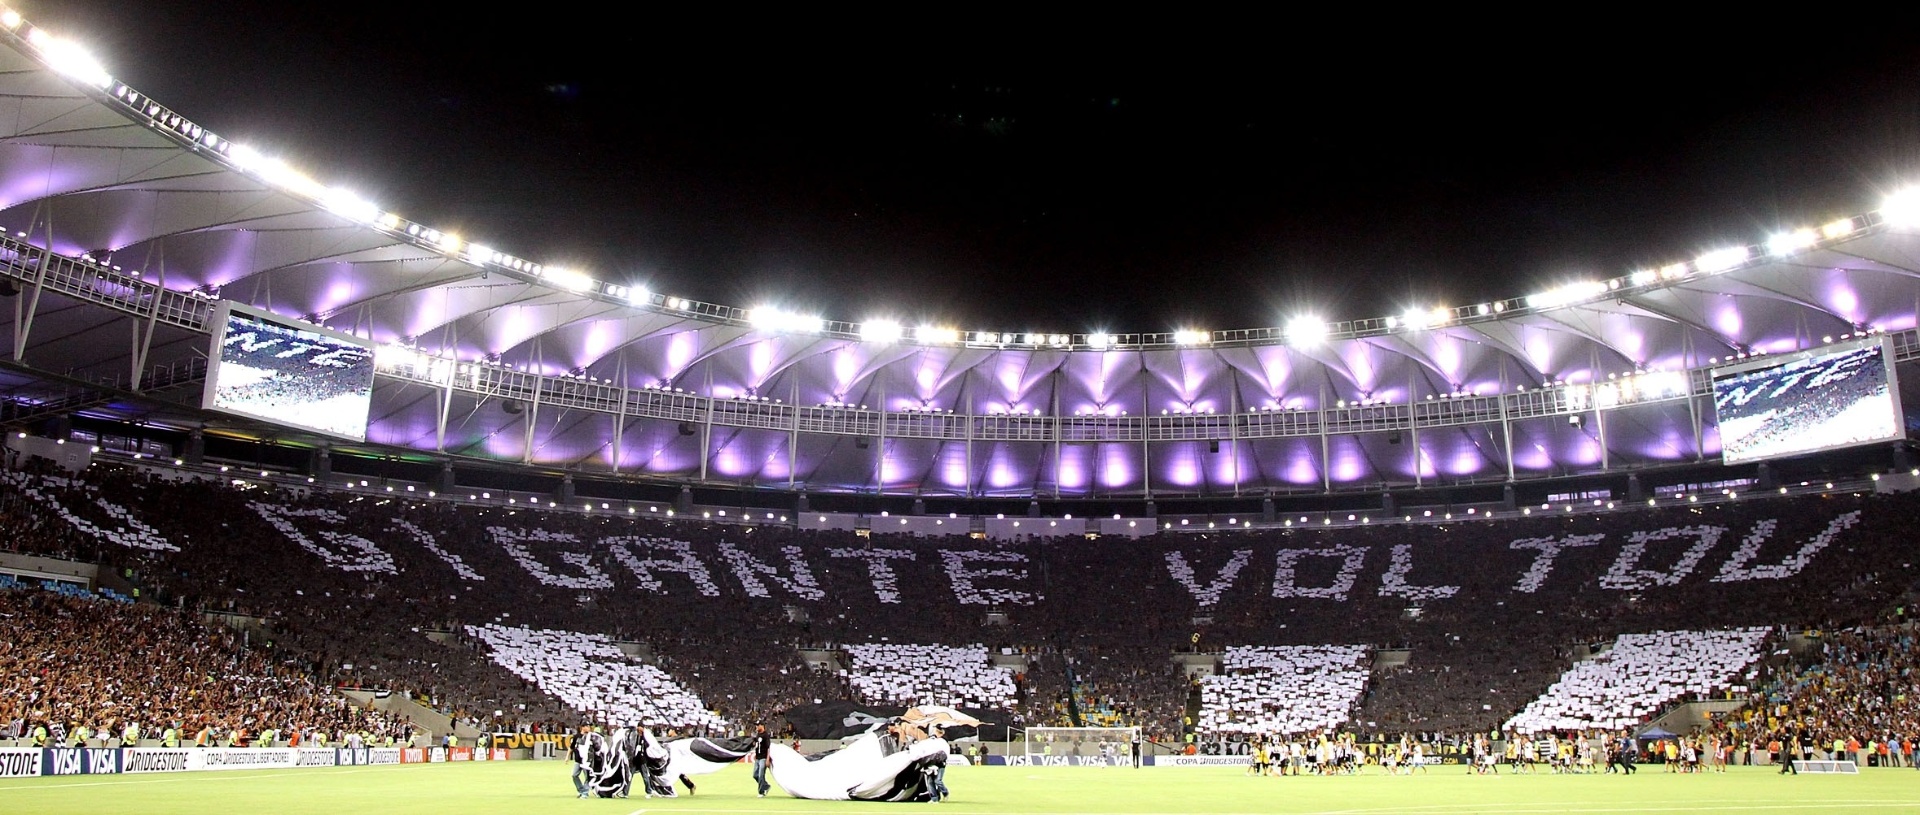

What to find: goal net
left=1022, top=726, right=1140, bottom=762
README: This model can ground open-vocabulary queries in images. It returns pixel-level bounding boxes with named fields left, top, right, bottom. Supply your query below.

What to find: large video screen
left=1712, top=337, right=1904, bottom=465
left=202, top=302, right=375, bottom=442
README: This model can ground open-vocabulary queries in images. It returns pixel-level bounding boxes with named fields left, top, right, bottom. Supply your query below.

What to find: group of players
left=1244, top=733, right=1420, bottom=776
left=1468, top=732, right=1613, bottom=774
left=1238, top=731, right=1735, bottom=777
left=1475, top=733, right=1737, bottom=775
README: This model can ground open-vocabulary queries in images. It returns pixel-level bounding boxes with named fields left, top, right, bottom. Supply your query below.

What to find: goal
left=1022, top=726, right=1140, bottom=763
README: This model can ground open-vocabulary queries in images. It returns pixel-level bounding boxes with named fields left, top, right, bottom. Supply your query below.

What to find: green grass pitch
left=4, top=761, right=1919, bottom=814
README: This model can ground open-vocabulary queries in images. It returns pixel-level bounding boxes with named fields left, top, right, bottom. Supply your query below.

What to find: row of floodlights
left=364, top=329, right=1686, bottom=411
left=89, top=441, right=1900, bottom=528
left=358, top=342, right=1744, bottom=417
left=25, top=5, right=1920, bottom=350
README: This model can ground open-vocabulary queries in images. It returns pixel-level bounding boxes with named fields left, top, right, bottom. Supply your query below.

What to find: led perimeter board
left=1711, top=336, right=1904, bottom=465
left=201, top=302, right=375, bottom=442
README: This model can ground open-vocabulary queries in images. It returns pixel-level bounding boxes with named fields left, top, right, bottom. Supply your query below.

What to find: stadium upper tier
left=0, top=9, right=1918, bottom=498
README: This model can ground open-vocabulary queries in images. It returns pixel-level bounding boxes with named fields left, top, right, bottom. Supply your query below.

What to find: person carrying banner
left=570, top=725, right=597, bottom=799
left=751, top=724, right=772, bottom=797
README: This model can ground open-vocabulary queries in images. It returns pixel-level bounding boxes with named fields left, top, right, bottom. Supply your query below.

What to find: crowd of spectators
left=843, top=643, right=1016, bottom=708
left=1504, top=628, right=1770, bottom=733
left=3, top=454, right=1919, bottom=744
left=1198, top=646, right=1370, bottom=735
left=0, top=587, right=411, bottom=746
left=1703, top=624, right=1920, bottom=766
left=464, top=624, right=722, bottom=731
left=1056, top=646, right=1189, bottom=742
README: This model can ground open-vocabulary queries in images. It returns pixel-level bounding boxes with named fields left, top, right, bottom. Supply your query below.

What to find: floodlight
left=1174, top=329, right=1210, bottom=346
left=860, top=319, right=902, bottom=343
left=749, top=307, right=820, bottom=333
left=321, top=187, right=380, bottom=225
left=1283, top=317, right=1325, bottom=346
left=1694, top=246, right=1750, bottom=274
left=1766, top=227, right=1812, bottom=255
left=545, top=267, right=593, bottom=292
left=34, top=32, right=112, bottom=89
left=1526, top=281, right=1606, bottom=309
left=915, top=325, right=959, bottom=344
left=1881, top=187, right=1920, bottom=229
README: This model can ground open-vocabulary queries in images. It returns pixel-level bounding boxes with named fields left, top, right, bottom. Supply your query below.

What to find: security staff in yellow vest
left=31, top=723, right=47, bottom=747
left=123, top=721, right=140, bottom=747
left=161, top=723, right=180, bottom=748
left=69, top=724, right=90, bottom=747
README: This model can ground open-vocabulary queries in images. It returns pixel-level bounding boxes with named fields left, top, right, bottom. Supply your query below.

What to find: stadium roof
left=0, top=9, right=1918, bottom=499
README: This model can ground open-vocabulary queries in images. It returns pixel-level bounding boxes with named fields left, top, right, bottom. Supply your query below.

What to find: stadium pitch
left=4, top=762, right=1920, bottom=814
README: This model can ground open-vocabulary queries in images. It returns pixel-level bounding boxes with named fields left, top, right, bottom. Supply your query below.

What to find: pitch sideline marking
left=628, top=804, right=1920, bottom=815
left=1314, top=804, right=1920, bottom=815
left=0, top=767, right=379, bottom=791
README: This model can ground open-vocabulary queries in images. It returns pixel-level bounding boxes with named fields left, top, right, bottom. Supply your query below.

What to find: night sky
left=24, top=3, right=1920, bottom=334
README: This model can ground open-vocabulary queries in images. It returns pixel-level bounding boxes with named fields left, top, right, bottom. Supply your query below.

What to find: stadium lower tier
left=3, top=459, right=1919, bottom=747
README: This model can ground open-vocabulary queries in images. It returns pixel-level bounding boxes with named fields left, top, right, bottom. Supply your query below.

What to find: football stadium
left=2, top=7, right=1920, bottom=815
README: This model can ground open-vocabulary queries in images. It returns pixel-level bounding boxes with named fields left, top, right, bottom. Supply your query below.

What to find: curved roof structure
left=0, top=9, right=1917, bottom=500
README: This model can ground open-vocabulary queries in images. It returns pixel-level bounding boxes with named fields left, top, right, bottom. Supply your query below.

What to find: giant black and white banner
left=785, top=701, right=1007, bottom=742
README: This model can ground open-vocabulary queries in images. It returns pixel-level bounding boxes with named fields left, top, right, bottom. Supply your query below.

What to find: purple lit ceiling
left=0, top=27, right=1914, bottom=498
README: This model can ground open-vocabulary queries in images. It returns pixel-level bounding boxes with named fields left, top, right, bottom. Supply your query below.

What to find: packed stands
left=1711, top=624, right=1920, bottom=765
left=1, top=456, right=1918, bottom=743
left=0, top=586, right=412, bottom=746
left=1504, top=628, right=1770, bottom=733
left=465, top=624, right=723, bottom=731
left=1198, top=645, right=1370, bottom=735
left=843, top=643, right=1017, bottom=708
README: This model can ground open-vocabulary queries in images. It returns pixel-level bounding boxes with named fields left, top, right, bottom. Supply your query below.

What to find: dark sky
left=26, top=3, right=1920, bottom=333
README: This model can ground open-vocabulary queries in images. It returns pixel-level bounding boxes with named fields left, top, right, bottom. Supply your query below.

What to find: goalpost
left=1022, top=726, right=1141, bottom=764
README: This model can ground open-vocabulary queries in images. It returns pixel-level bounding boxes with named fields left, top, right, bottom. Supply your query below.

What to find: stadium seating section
left=3, top=459, right=1920, bottom=750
